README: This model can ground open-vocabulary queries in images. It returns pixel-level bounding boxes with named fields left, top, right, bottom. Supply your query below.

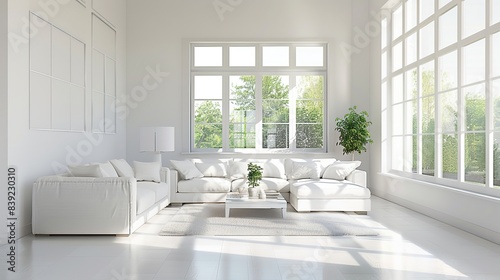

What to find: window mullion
left=457, top=0, right=465, bottom=183
left=221, top=45, right=230, bottom=152
left=256, top=43, right=263, bottom=69
left=223, top=44, right=229, bottom=67
left=486, top=20, right=494, bottom=188
left=189, top=73, right=195, bottom=152
left=255, top=74, right=263, bottom=150
left=436, top=94, right=443, bottom=178
left=289, top=74, right=297, bottom=150
left=417, top=96, right=423, bottom=175
left=457, top=89, right=465, bottom=182
left=222, top=74, right=230, bottom=151
left=290, top=45, right=296, bottom=70
left=416, top=4, right=423, bottom=175
left=387, top=12, right=394, bottom=171
left=434, top=7, right=442, bottom=179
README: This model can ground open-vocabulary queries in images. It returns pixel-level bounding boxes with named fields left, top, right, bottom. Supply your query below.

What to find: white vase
left=248, top=187, right=259, bottom=198
left=259, top=189, right=266, bottom=199
left=238, top=187, right=247, bottom=194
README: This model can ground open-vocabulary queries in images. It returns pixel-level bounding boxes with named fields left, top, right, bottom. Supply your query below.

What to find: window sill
left=182, top=151, right=330, bottom=156
left=379, top=172, right=500, bottom=201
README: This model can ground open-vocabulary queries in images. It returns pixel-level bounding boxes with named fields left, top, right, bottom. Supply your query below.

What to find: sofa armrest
left=33, top=175, right=137, bottom=194
left=160, top=167, right=170, bottom=183
left=346, top=170, right=367, bottom=188
left=169, top=169, right=179, bottom=199
left=32, top=176, right=137, bottom=235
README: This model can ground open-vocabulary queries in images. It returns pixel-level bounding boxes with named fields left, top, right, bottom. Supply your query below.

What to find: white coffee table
left=225, top=193, right=287, bottom=218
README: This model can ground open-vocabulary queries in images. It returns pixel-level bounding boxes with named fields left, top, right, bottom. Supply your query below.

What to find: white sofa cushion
left=178, top=177, right=231, bottom=193
left=195, top=162, right=227, bottom=177
left=227, top=160, right=248, bottom=180
left=99, top=162, right=119, bottom=177
left=284, top=158, right=336, bottom=179
left=231, top=178, right=289, bottom=192
left=68, top=164, right=103, bottom=177
left=260, top=160, right=286, bottom=179
left=290, top=179, right=370, bottom=199
left=110, top=159, right=135, bottom=178
left=171, top=160, right=204, bottom=180
left=322, top=161, right=361, bottom=180
left=235, top=159, right=285, bottom=179
left=290, top=161, right=320, bottom=179
left=136, top=187, right=157, bottom=214
left=138, top=181, right=168, bottom=203
left=134, top=161, right=161, bottom=182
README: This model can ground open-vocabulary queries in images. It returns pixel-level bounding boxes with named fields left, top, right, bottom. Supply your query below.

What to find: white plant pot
left=248, top=187, right=259, bottom=198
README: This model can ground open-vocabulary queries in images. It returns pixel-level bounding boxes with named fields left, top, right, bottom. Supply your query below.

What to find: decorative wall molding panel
left=76, top=0, right=86, bottom=7
left=91, top=13, right=116, bottom=133
left=92, top=0, right=119, bottom=28
left=29, top=13, right=86, bottom=132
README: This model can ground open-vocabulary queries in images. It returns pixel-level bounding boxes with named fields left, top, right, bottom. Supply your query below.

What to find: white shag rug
left=159, top=203, right=378, bottom=236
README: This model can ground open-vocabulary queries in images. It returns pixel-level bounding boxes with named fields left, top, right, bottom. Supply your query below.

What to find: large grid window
left=190, top=43, right=327, bottom=153
left=383, top=0, right=500, bottom=195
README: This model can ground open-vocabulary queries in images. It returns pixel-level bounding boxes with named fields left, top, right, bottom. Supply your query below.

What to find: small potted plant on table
left=247, top=163, right=263, bottom=198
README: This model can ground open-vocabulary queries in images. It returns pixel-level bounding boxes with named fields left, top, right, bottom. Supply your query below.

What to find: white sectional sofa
left=168, top=158, right=371, bottom=213
left=32, top=159, right=170, bottom=236
left=169, top=159, right=290, bottom=202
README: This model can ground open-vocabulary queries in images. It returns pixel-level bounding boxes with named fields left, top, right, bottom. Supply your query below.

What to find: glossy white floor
left=2, top=196, right=500, bottom=280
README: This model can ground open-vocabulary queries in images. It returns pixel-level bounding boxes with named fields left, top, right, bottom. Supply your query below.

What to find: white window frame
left=189, top=42, right=328, bottom=154
left=383, top=0, right=500, bottom=197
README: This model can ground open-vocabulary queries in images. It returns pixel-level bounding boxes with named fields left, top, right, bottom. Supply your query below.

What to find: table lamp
left=140, top=127, right=175, bottom=163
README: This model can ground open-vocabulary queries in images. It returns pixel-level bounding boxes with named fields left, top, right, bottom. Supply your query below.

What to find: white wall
left=125, top=0, right=373, bottom=168
left=4, top=0, right=127, bottom=241
left=0, top=0, right=8, bottom=244
left=369, top=0, right=500, bottom=244
left=350, top=0, right=372, bottom=174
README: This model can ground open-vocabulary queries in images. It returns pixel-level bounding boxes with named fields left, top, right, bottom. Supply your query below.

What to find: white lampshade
left=140, top=127, right=175, bottom=153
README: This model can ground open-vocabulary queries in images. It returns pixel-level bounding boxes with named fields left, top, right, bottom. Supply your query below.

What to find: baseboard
left=11, top=224, right=32, bottom=241
left=170, top=203, right=183, bottom=207
left=1, top=224, right=30, bottom=242
left=379, top=192, right=500, bottom=245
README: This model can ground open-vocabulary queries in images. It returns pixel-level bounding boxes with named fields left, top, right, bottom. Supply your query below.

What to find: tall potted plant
left=247, top=163, right=263, bottom=198
left=335, top=106, right=373, bottom=160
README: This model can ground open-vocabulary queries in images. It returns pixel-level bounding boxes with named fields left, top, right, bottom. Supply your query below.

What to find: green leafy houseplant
left=335, top=106, right=373, bottom=160
left=247, top=163, right=263, bottom=188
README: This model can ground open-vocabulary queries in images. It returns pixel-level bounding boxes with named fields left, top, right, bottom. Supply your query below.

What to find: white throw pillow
left=134, top=161, right=161, bottom=182
left=109, top=159, right=135, bottom=178
left=290, top=162, right=320, bottom=180
left=285, top=158, right=336, bottom=179
left=227, top=161, right=248, bottom=180
left=234, top=159, right=285, bottom=179
left=322, top=161, right=361, bottom=180
left=260, top=160, right=286, bottom=179
left=68, top=164, right=103, bottom=177
left=317, top=159, right=337, bottom=177
left=170, top=160, right=204, bottom=180
left=99, top=161, right=119, bottom=177
left=195, top=162, right=227, bottom=177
